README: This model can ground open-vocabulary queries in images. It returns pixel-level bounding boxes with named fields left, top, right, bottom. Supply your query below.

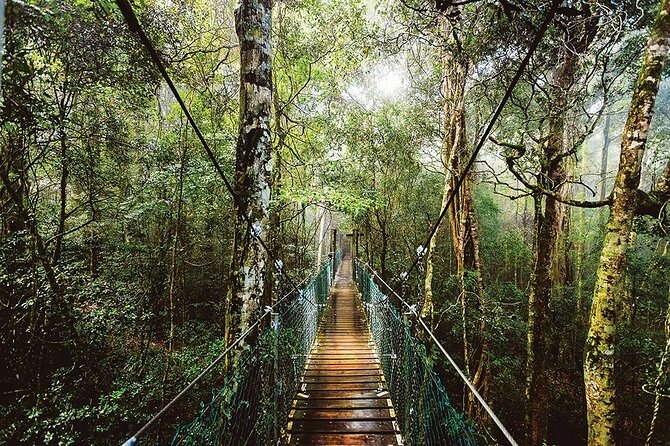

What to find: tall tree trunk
left=52, top=125, right=68, bottom=265
left=584, top=2, right=670, bottom=444
left=375, top=209, right=389, bottom=282
left=525, top=65, right=571, bottom=446
left=526, top=188, right=554, bottom=446
left=1, top=9, right=41, bottom=395
left=86, top=139, right=100, bottom=278
left=421, top=12, right=491, bottom=424
left=226, top=0, right=273, bottom=349
left=645, top=280, right=669, bottom=446
left=316, top=206, right=327, bottom=266
left=464, top=186, right=490, bottom=422
left=525, top=7, right=599, bottom=437
left=270, top=90, right=285, bottom=302
left=575, top=154, right=587, bottom=333
left=163, top=138, right=187, bottom=389
left=422, top=13, right=467, bottom=323
left=423, top=232, right=437, bottom=322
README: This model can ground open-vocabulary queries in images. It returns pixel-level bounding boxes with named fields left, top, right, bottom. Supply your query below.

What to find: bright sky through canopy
left=375, top=69, right=404, bottom=97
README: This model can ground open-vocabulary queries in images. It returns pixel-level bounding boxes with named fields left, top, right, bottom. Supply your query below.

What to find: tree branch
left=490, top=135, right=612, bottom=208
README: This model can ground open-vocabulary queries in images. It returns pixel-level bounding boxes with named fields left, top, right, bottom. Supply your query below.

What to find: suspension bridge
left=113, top=0, right=559, bottom=442
left=121, top=246, right=516, bottom=446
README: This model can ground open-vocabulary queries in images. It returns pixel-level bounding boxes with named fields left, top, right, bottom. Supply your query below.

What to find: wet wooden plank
left=288, top=433, right=399, bottom=446
left=308, top=359, right=380, bottom=365
left=293, top=398, right=392, bottom=409
left=303, top=370, right=382, bottom=377
left=291, top=409, right=394, bottom=419
left=303, top=376, right=382, bottom=383
left=309, top=353, right=378, bottom=357
left=305, top=365, right=380, bottom=372
left=289, top=420, right=397, bottom=433
left=304, top=383, right=380, bottom=391
left=298, top=390, right=383, bottom=399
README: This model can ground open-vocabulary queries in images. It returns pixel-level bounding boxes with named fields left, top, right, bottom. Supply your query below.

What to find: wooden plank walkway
left=286, top=258, right=402, bottom=445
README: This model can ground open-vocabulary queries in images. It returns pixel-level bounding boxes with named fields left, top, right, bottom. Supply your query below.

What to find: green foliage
left=1, top=0, right=669, bottom=444
left=475, top=187, right=532, bottom=285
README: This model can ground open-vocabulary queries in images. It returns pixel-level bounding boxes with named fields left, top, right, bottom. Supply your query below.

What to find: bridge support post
left=352, top=228, right=358, bottom=282
left=402, top=311, right=413, bottom=439
left=331, top=228, right=337, bottom=281
left=272, top=312, right=280, bottom=443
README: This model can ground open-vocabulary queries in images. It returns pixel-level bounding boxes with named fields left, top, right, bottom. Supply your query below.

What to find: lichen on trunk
left=584, top=0, right=670, bottom=444
left=225, top=0, right=274, bottom=351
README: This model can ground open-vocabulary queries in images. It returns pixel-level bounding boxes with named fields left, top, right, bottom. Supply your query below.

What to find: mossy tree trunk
left=525, top=7, right=598, bottom=442
left=645, top=281, right=670, bottom=446
left=422, top=13, right=466, bottom=325
left=583, top=0, right=670, bottom=443
left=525, top=47, right=576, bottom=446
left=225, top=0, right=273, bottom=349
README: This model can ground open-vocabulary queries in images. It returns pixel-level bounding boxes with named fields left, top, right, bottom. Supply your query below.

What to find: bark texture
left=422, top=12, right=491, bottom=424
left=525, top=7, right=597, bottom=443
left=226, top=0, right=273, bottom=347
left=525, top=42, right=576, bottom=446
left=599, top=112, right=611, bottom=227
left=645, top=282, right=670, bottom=446
left=584, top=1, right=670, bottom=444
left=423, top=13, right=467, bottom=324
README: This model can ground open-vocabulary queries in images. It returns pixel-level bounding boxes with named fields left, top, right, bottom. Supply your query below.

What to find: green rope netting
left=170, top=255, right=340, bottom=446
left=355, top=261, right=479, bottom=446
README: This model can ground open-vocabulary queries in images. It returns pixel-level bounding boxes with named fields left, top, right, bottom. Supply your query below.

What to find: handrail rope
left=121, top=259, right=334, bottom=446
left=395, top=0, right=561, bottom=291
left=359, top=260, right=519, bottom=446
left=113, top=0, right=302, bottom=297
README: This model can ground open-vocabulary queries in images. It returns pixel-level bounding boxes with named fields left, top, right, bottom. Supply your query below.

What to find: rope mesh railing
left=169, top=257, right=337, bottom=446
left=355, top=260, right=479, bottom=446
